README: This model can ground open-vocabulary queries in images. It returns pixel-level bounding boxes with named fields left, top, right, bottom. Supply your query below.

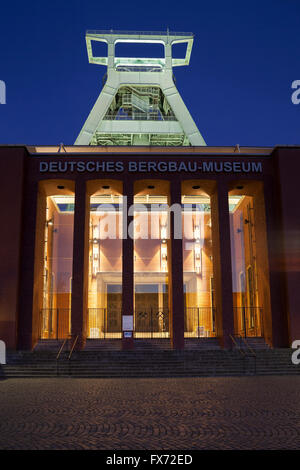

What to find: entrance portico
left=9, top=146, right=285, bottom=351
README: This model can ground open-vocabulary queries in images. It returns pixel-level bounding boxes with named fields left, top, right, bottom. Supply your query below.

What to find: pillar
left=0, top=148, right=25, bottom=350
left=71, top=179, right=89, bottom=349
left=18, top=181, right=43, bottom=350
left=169, top=179, right=184, bottom=350
left=122, top=179, right=134, bottom=348
left=264, top=163, right=290, bottom=347
left=211, top=180, right=234, bottom=349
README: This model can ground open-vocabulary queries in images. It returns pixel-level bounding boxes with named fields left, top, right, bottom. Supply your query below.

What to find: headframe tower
left=75, top=30, right=206, bottom=146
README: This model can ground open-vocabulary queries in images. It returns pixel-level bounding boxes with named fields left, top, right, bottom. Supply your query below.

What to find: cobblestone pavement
left=0, top=376, right=300, bottom=450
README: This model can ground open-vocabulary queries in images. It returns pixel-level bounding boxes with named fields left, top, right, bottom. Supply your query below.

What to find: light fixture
left=161, top=225, right=167, bottom=240
left=192, top=185, right=200, bottom=190
left=160, top=239, right=168, bottom=272
left=194, top=225, right=200, bottom=240
left=46, top=219, right=53, bottom=227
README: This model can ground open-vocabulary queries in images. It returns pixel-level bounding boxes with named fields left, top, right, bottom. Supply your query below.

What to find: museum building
left=0, top=31, right=299, bottom=351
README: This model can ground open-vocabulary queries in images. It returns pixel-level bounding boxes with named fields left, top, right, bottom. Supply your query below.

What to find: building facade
left=0, top=31, right=299, bottom=351
left=0, top=144, right=299, bottom=350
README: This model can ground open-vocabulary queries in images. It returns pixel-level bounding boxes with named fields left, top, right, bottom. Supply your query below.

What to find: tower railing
left=86, top=30, right=194, bottom=37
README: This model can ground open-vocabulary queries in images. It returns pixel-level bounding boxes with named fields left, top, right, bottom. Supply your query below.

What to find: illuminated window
left=182, top=194, right=215, bottom=338
left=87, top=192, right=123, bottom=339
left=40, top=195, right=74, bottom=339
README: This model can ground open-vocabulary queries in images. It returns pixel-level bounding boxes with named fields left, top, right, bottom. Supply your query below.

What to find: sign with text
left=122, top=315, right=134, bottom=331
left=39, top=160, right=263, bottom=174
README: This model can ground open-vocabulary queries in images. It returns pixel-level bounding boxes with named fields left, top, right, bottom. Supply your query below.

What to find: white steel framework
left=75, top=30, right=206, bottom=147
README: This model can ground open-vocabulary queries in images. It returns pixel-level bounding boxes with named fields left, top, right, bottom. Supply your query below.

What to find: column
left=263, top=173, right=289, bottom=347
left=0, top=148, right=25, bottom=350
left=122, top=178, right=134, bottom=348
left=71, top=179, right=89, bottom=349
left=169, top=179, right=184, bottom=350
left=18, top=182, right=43, bottom=350
left=211, top=180, right=234, bottom=349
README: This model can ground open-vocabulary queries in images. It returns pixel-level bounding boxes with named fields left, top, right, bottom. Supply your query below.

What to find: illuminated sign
left=39, top=160, right=262, bottom=174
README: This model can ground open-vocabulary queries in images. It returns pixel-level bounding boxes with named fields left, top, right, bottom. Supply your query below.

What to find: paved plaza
left=0, top=376, right=300, bottom=450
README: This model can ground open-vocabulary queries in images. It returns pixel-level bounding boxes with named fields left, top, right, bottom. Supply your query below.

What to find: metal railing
left=230, top=334, right=257, bottom=375
left=233, top=307, right=263, bottom=338
left=235, top=335, right=257, bottom=357
left=184, top=307, right=216, bottom=338
left=134, top=307, right=169, bottom=338
left=87, top=308, right=122, bottom=339
left=39, top=308, right=71, bottom=340
left=68, top=335, right=79, bottom=360
left=56, top=336, right=70, bottom=360
left=88, top=307, right=169, bottom=339
left=56, top=335, right=71, bottom=376
left=87, top=30, right=194, bottom=37
left=229, top=334, right=245, bottom=356
left=103, top=113, right=177, bottom=121
left=116, top=66, right=163, bottom=73
left=56, top=335, right=78, bottom=376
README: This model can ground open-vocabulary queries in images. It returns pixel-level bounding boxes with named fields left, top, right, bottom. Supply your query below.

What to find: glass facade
left=36, top=179, right=271, bottom=345
left=87, top=193, right=123, bottom=338
left=229, top=194, right=263, bottom=337
left=40, top=195, right=74, bottom=339
left=133, top=195, right=169, bottom=338
left=182, top=195, right=215, bottom=338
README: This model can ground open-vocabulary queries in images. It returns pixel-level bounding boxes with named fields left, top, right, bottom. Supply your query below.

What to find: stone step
left=2, top=348, right=298, bottom=378
left=233, top=336, right=270, bottom=349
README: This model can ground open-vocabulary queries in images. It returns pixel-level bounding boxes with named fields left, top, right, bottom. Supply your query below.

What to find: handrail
left=236, top=334, right=257, bottom=375
left=68, top=335, right=79, bottom=360
left=86, top=30, right=194, bottom=37
left=229, top=334, right=245, bottom=356
left=237, top=335, right=256, bottom=357
left=56, top=337, right=69, bottom=360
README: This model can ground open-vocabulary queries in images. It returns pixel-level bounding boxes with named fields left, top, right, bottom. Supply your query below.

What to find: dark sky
left=0, top=0, right=299, bottom=146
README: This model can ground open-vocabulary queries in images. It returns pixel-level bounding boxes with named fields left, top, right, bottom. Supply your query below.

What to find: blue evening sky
left=0, top=0, right=299, bottom=147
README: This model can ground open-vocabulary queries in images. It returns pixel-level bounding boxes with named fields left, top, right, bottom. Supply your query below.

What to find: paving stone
left=1, top=376, right=300, bottom=449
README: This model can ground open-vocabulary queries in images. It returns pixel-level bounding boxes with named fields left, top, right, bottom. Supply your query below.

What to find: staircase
left=1, top=348, right=299, bottom=379
left=233, top=336, right=270, bottom=350
left=84, top=339, right=122, bottom=351
left=184, top=338, right=221, bottom=350
left=33, top=339, right=66, bottom=352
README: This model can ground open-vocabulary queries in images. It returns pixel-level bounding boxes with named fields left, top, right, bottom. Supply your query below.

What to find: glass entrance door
left=134, top=283, right=169, bottom=338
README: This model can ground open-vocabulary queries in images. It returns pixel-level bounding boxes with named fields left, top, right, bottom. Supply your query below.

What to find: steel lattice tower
left=75, top=30, right=206, bottom=147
